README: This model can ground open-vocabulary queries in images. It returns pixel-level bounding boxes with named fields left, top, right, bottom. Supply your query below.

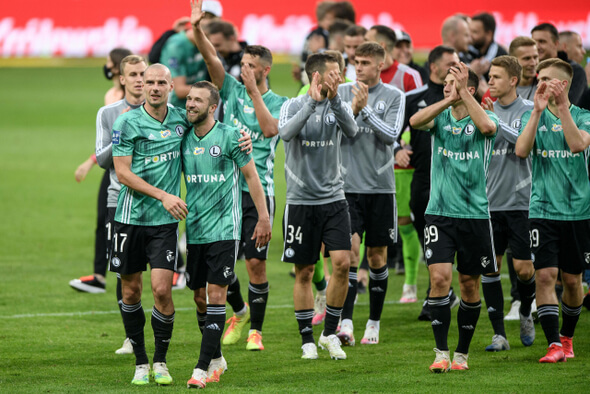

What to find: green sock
left=313, top=254, right=326, bottom=290
left=399, top=223, right=421, bottom=285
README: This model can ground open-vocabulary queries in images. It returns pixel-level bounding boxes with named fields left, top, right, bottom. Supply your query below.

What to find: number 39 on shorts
left=530, top=229, right=539, bottom=248
left=424, top=225, right=438, bottom=245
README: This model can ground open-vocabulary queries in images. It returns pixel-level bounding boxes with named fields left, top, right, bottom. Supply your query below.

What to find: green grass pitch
left=0, top=63, right=588, bottom=392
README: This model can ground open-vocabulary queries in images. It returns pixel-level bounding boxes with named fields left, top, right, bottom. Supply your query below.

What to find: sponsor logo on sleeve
left=112, top=130, right=121, bottom=145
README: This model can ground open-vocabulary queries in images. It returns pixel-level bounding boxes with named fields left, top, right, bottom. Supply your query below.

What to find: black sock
left=482, top=274, right=506, bottom=337
left=560, top=302, right=582, bottom=338
left=323, top=305, right=343, bottom=336
left=368, top=266, right=388, bottom=321
left=341, top=267, right=358, bottom=321
left=537, top=304, right=560, bottom=346
left=152, top=307, right=174, bottom=363
left=196, top=305, right=225, bottom=370
left=116, top=275, right=123, bottom=317
left=197, top=309, right=221, bottom=359
left=248, top=282, right=269, bottom=332
left=517, top=273, right=535, bottom=316
left=428, top=295, right=451, bottom=351
left=295, top=309, right=314, bottom=345
left=456, top=299, right=481, bottom=354
left=197, top=310, right=206, bottom=334
left=226, top=275, right=246, bottom=313
left=121, top=301, right=148, bottom=365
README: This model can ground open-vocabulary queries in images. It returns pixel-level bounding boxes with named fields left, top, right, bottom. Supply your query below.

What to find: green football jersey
left=160, top=32, right=210, bottom=108
left=112, top=104, right=191, bottom=225
left=182, top=121, right=252, bottom=244
left=220, top=73, right=287, bottom=196
left=425, top=108, right=498, bottom=219
left=521, top=105, right=590, bottom=220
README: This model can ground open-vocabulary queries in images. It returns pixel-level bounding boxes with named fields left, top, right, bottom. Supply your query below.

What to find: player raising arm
left=410, top=63, right=498, bottom=373
left=515, top=58, right=590, bottom=363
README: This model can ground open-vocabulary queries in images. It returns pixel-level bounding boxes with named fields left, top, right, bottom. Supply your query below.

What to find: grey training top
left=338, top=81, right=405, bottom=193
left=278, top=93, right=358, bottom=205
left=95, top=99, right=142, bottom=208
left=487, top=96, right=534, bottom=211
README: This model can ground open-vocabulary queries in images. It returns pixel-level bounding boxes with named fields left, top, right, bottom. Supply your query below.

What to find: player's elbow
left=514, top=144, right=529, bottom=159
left=480, top=122, right=496, bottom=136
left=569, top=143, right=586, bottom=154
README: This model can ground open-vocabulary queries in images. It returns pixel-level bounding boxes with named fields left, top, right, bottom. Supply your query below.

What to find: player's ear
left=119, top=74, right=125, bottom=86
left=209, top=103, right=218, bottom=114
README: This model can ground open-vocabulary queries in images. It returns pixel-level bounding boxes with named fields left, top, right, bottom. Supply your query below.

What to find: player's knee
left=152, top=284, right=172, bottom=304
left=430, top=275, right=451, bottom=293
left=515, top=261, right=535, bottom=280
left=295, top=264, right=315, bottom=282
left=561, top=273, right=582, bottom=291
left=194, top=290, right=207, bottom=310
left=332, top=256, right=350, bottom=275
left=535, top=269, right=557, bottom=288
left=246, top=258, right=267, bottom=281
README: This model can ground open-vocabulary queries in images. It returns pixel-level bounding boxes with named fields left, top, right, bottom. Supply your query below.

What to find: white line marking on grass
left=1, top=297, right=516, bottom=319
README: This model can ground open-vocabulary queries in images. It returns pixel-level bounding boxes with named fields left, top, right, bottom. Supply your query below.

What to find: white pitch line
left=1, top=297, right=515, bottom=319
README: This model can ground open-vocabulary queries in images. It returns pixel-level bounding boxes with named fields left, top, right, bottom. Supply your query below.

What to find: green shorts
left=394, top=168, right=414, bottom=217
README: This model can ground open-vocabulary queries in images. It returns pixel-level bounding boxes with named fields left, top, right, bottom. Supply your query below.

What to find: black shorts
left=424, top=215, right=497, bottom=275
left=109, top=221, right=178, bottom=275
left=529, top=219, right=590, bottom=274
left=186, top=241, right=239, bottom=289
left=491, top=210, right=532, bottom=260
left=282, top=200, right=351, bottom=265
left=346, top=193, right=397, bottom=247
left=241, top=192, right=275, bottom=260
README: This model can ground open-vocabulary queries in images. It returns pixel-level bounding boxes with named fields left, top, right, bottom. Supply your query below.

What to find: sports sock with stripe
left=341, top=267, right=358, bottom=321
left=517, top=273, right=535, bottom=316
left=152, top=307, right=174, bottom=363
left=456, top=299, right=481, bottom=354
left=538, top=304, right=560, bottom=346
left=248, top=281, right=269, bottom=331
left=226, top=274, right=245, bottom=313
left=121, top=301, right=148, bottom=365
left=560, top=302, right=582, bottom=338
left=369, top=266, right=388, bottom=321
left=196, top=304, right=225, bottom=370
left=482, top=274, right=506, bottom=337
left=428, top=295, right=451, bottom=351
left=323, top=305, right=343, bottom=336
left=295, top=309, right=314, bottom=345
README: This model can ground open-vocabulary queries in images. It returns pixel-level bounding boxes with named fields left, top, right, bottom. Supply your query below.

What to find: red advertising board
left=2, top=0, right=589, bottom=57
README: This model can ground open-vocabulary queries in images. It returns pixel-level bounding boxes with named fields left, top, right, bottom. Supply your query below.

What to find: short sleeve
left=230, top=128, right=252, bottom=168
left=575, top=108, right=590, bottom=133
left=112, top=117, right=135, bottom=157
left=220, top=72, right=242, bottom=101
left=485, top=110, right=500, bottom=138
left=160, top=38, right=185, bottom=79
left=520, top=110, right=532, bottom=135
